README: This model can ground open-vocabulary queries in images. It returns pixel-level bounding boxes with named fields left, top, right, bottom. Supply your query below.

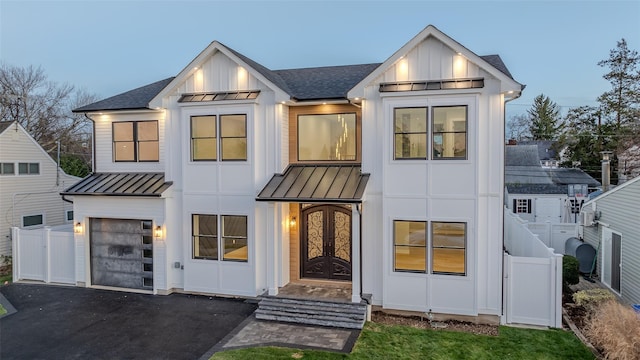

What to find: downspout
left=84, top=113, right=96, bottom=173
left=357, top=203, right=369, bottom=304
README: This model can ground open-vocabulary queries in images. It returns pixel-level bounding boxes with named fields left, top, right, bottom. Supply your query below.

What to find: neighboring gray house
left=505, top=144, right=600, bottom=223
left=581, top=175, right=640, bottom=305
left=519, top=140, right=559, bottom=168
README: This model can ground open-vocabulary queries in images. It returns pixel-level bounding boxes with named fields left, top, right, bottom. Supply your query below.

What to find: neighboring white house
left=0, top=121, right=79, bottom=256
left=505, top=144, right=600, bottom=223
left=64, top=25, right=523, bottom=322
left=580, top=175, right=640, bottom=305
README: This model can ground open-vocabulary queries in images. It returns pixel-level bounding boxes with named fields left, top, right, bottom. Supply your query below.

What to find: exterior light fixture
left=289, top=216, right=297, bottom=228
left=74, top=222, right=83, bottom=234
left=154, top=225, right=163, bottom=238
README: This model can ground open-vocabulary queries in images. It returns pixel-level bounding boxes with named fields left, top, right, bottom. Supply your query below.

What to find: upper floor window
left=191, top=114, right=247, bottom=161
left=393, top=105, right=468, bottom=160
left=18, top=162, right=39, bottom=175
left=113, top=121, right=159, bottom=162
left=394, top=108, right=427, bottom=159
left=298, top=113, right=356, bottom=161
left=0, top=162, right=15, bottom=175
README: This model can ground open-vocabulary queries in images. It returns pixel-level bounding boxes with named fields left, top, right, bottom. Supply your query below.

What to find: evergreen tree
left=527, top=94, right=562, bottom=140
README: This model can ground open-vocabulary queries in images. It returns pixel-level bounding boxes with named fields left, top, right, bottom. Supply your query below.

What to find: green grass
left=211, top=322, right=594, bottom=360
left=0, top=274, right=11, bottom=284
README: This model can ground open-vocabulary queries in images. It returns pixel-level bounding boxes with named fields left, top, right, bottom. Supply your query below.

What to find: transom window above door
left=298, top=113, right=356, bottom=161
left=394, top=105, right=468, bottom=160
left=191, top=114, right=247, bottom=161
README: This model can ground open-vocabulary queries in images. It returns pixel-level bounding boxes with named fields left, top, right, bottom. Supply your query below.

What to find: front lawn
left=212, top=322, right=594, bottom=359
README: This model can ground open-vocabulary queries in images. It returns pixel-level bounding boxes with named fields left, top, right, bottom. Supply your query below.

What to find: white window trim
left=22, top=213, right=45, bottom=228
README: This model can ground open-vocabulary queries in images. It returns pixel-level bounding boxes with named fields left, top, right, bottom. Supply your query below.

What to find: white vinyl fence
left=503, top=209, right=563, bottom=328
left=526, top=222, right=578, bottom=255
left=12, top=225, right=75, bottom=285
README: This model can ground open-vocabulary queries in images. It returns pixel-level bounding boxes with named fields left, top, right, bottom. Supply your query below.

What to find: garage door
left=90, top=218, right=153, bottom=290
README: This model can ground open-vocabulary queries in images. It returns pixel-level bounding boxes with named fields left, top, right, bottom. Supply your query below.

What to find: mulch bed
left=371, top=311, right=499, bottom=336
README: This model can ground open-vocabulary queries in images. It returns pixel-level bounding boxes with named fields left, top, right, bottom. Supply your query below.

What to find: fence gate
left=12, top=226, right=75, bottom=285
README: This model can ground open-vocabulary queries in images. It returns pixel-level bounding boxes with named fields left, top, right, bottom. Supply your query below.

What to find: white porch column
left=267, top=203, right=280, bottom=295
left=351, top=204, right=362, bottom=303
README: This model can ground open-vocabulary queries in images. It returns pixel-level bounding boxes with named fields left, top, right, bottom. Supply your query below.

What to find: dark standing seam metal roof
left=257, top=164, right=369, bottom=203
left=61, top=173, right=172, bottom=197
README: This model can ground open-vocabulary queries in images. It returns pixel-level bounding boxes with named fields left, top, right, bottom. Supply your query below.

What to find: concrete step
left=255, top=296, right=367, bottom=329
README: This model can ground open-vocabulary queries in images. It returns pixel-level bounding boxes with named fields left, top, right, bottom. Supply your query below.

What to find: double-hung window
left=191, top=114, right=247, bottom=161
left=113, top=121, right=159, bottom=162
left=394, top=105, right=468, bottom=160
left=393, top=220, right=467, bottom=276
left=192, top=214, right=248, bottom=262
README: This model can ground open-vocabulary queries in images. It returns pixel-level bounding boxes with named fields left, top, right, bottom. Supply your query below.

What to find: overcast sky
left=1, top=0, right=639, bottom=119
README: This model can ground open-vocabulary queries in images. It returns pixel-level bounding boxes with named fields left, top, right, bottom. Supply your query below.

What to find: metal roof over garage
left=62, top=173, right=172, bottom=197
left=256, top=164, right=369, bottom=203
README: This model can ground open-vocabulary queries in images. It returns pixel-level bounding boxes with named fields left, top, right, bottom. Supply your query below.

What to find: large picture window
left=393, top=220, right=426, bottom=272
left=298, top=113, right=356, bottom=161
left=394, top=108, right=427, bottom=159
left=190, top=114, right=247, bottom=161
left=113, top=121, right=159, bottom=162
left=192, top=214, right=248, bottom=262
left=393, top=220, right=467, bottom=276
left=432, top=106, right=467, bottom=159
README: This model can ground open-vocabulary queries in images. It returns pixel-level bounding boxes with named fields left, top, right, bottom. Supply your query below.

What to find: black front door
left=300, top=204, right=352, bottom=281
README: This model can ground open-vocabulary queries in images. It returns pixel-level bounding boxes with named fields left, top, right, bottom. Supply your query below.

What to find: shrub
left=572, top=288, right=615, bottom=310
left=585, top=300, right=640, bottom=360
left=563, top=255, right=580, bottom=288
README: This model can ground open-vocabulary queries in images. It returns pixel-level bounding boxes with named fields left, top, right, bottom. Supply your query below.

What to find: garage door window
left=192, top=214, right=248, bottom=262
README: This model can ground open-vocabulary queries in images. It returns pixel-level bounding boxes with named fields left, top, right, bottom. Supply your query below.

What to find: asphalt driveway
left=0, top=283, right=257, bottom=360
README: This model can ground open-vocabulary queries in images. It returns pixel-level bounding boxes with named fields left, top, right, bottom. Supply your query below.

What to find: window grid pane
left=393, top=220, right=427, bottom=272
left=191, top=116, right=217, bottom=161
left=432, top=222, right=466, bottom=275
left=394, top=108, right=427, bottom=159
left=193, top=214, right=218, bottom=260
left=222, top=215, right=248, bottom=262
left=1, top=163, right=15, bottom=175
left=432, top=106, right=467, bottom=159
left=220, top=115, right=247, bottom=161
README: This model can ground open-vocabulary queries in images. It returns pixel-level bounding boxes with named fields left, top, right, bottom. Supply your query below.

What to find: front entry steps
left=255, top=296, right=367, bottom=329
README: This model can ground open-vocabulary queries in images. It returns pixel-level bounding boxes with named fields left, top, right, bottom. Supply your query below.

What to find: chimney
left=508, top=139, right=517, bottom=145
left=601, top=151, right=612, bottom=192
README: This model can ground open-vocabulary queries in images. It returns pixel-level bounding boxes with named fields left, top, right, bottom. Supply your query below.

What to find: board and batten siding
left=582, top=178, right=640, bottom=305
left=92, top=111, right=166, bottom=173
left=0, top=125, right=79, bottom=256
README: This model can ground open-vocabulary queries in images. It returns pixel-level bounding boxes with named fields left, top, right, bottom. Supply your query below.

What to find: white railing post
left=11, top=227, right=19, bottom=282
left=553, top=254, right=563, bottom=328
left=45, top=226, right=51, bottom=283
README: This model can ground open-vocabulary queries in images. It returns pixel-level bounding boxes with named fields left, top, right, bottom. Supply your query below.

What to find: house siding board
left=583, top=179, right=640, bottom=304
left=0, top=123, right=78, bottom=256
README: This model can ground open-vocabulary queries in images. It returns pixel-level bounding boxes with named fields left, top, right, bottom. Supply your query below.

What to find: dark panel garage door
left=90, top=218, right=153, bottom=290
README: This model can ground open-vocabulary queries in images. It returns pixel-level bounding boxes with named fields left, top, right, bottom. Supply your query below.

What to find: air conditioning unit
left=581, top=210, right=595, bottom=227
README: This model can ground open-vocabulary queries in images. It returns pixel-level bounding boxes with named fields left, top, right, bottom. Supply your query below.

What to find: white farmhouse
left=65, top=25, right=523, bottom=325
left=0, top=121, right=78, bottom=256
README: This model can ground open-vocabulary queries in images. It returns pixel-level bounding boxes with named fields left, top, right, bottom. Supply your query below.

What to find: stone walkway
left=200, top=315, right=361, bottom=359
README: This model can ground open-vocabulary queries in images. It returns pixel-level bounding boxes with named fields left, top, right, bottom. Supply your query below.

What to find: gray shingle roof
left=73, top=45, right=517, bottom=112
left=548, top=168, right=600, bottom=187
left=518, top=140, right=558, bottom=160
left=506, top=145, right=541, bottom=166
left=506, top=183, right=569, bottom=195
left=0, top=121, right=16, bottom=134
left=274, top=63, right=381, bottom=100
left=73, top=78, right=174, bottom=113
left=505, top=166, right=554, bottom=184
